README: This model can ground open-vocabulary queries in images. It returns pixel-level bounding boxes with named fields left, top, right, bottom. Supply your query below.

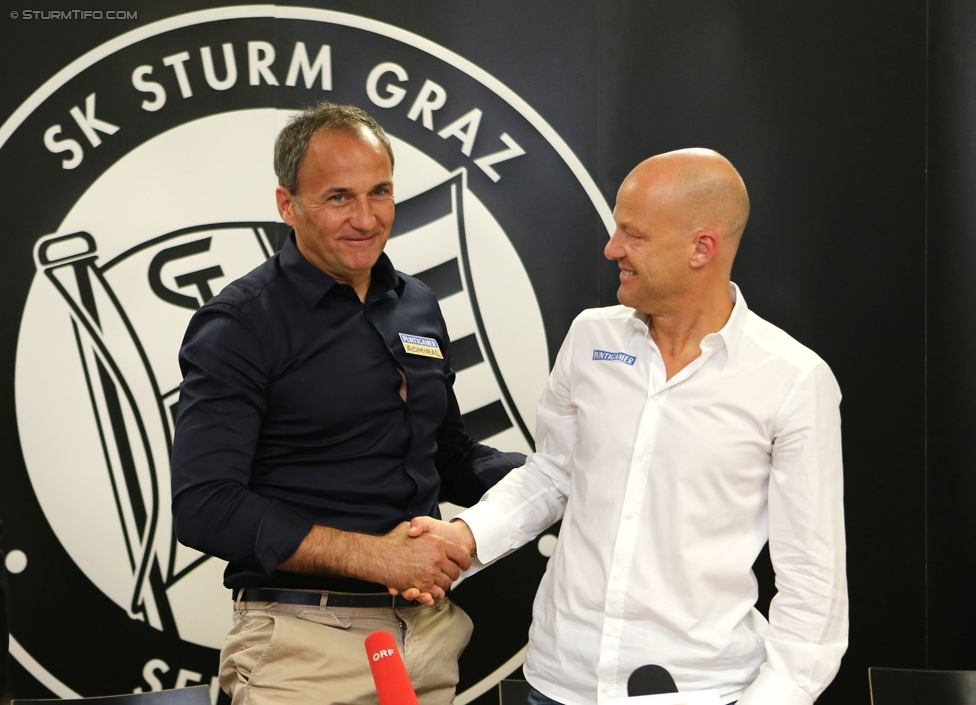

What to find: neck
left=351, top=276, right=370, bottom=302
left=645, top=283, right=734, bottom=378
left=294, top=238, right=372, bottom=303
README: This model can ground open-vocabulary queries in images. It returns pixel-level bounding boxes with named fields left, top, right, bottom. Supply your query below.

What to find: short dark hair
left=273, top=101, right=394, bottom=195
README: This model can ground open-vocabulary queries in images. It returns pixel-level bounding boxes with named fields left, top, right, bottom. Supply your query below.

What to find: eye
left=371, top=186, right=392, bottom=198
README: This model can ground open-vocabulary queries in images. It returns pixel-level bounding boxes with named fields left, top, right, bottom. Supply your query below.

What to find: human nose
left=348, top=195, right=377, bottom=230
left=605, top=228, right=624, bottom=260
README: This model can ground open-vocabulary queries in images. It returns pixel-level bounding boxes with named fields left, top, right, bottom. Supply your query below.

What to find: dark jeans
left=526, top=686, right=562, bottom=705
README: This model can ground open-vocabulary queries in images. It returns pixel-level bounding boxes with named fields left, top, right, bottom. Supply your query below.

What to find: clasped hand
left=382, top=516, right=476, bottom=605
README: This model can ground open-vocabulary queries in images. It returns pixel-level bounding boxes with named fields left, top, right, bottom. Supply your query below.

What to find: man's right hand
left=276, top=521, right=474, bottom=605
left=389, top=517, right=478, bottom=603
left=373, top=521, right=473, bottom=603
left=406, top=516, right=477, bottom=554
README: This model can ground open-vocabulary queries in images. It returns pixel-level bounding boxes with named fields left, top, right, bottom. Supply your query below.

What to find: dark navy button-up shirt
left=171, top=234, right=522, bottom=591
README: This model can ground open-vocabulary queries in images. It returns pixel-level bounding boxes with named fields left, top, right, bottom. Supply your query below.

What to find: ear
left=689, top=229, right=718, bottom=268
left=276, top=185, right=298, bottom=226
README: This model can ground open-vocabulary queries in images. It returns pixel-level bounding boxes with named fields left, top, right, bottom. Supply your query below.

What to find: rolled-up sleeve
left=739, top=362, right=848, bottom=705
left=171, top=304, right=311, bottom=574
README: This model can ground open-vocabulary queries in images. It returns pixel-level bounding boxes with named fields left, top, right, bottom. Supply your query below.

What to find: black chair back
left=498, top=678, right=531, bottom=704
left=869, top=667, right=976, bottom=704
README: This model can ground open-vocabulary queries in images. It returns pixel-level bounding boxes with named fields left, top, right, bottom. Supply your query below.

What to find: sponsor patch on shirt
left=592, top=349, right=636, bottom=366
left=399, top=333, right=444, bottom=359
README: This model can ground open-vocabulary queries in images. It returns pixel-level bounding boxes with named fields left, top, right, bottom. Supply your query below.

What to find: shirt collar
left=702, top=282, right=748, bottom=357
left=626, top=281, right=749, bottom=358
left=279, top=231, right=403, bottom=310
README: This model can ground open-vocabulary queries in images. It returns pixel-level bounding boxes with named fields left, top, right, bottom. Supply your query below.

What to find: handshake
left=382, top=516, right=478, bottom=605
left=277, top=514, right=479, bottom=602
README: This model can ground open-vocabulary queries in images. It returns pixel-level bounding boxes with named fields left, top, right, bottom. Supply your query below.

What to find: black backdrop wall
left=929, top=0, right=976, bottom=674
left=0, top=2, right=964, bottom=704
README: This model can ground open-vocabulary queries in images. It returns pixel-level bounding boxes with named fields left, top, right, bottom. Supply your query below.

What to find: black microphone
left=628, top=664, right=678, bottom=696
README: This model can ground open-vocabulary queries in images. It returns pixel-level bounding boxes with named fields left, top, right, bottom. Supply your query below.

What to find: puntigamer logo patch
left=400, top=333, right=445, bottom=358
left=0, top=7, right=611, bottom=702
left=592, top=350, right=637, bottom=366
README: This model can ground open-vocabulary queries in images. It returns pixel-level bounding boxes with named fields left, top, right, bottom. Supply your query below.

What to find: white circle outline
left=0, top=7, right=614, bottom=702
left=0, top=5, right=614, bottom=234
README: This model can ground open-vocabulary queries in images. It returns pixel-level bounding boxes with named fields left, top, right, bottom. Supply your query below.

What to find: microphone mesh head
left=627, top=664, right=678, bottom=696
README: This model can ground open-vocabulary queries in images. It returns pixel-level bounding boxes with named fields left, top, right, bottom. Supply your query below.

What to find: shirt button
left=614, top=573, right=622, bottom=580
left=625, top=513, right=635, bottom=520
left=603, top=685, right=610, bottom=693
left=638, top=453, right=647, bottom=461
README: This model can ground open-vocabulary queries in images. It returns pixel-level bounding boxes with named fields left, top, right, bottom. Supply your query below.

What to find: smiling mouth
left=341, top=233, right=380, bottom=244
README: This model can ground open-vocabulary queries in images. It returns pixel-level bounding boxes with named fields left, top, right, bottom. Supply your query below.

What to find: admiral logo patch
left=399, top=333, right=443, bottom=359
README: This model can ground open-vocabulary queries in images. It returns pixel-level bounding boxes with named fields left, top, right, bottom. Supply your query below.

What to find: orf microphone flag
left=365, top=630, right=419, bottom=705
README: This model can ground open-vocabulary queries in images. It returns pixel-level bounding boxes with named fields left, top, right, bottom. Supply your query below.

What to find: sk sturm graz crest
left=0, top=7, right=612, bottom=702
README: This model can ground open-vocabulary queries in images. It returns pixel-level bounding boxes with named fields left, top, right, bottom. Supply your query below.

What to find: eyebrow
left=320, top=181, right=393, bottom=196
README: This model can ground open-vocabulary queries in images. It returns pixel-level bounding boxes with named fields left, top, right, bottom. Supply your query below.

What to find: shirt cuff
left=455, top=500, right=513, bottom=564
left=736, top=667, right=813, bottom=705
left=254, top=500, right=314, bottom=574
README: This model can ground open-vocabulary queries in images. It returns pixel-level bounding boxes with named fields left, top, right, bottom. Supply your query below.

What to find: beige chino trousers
left=219, top=594, right=473, bottom=705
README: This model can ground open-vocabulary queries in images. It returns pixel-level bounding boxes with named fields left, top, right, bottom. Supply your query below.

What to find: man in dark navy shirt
left=171, top=102, right=523, bottom=705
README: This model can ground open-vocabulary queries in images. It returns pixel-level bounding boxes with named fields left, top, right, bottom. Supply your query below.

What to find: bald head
left=606, top=148, right=750, bottom=317
left=623, top=148, right=750, bottom=263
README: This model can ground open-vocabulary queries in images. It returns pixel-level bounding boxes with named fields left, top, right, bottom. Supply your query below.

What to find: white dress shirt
left=459, top=285, right=848, bottom=705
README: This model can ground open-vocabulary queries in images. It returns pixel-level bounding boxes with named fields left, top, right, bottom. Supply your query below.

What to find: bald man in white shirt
left=400, top=149, right=848, bottom=705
